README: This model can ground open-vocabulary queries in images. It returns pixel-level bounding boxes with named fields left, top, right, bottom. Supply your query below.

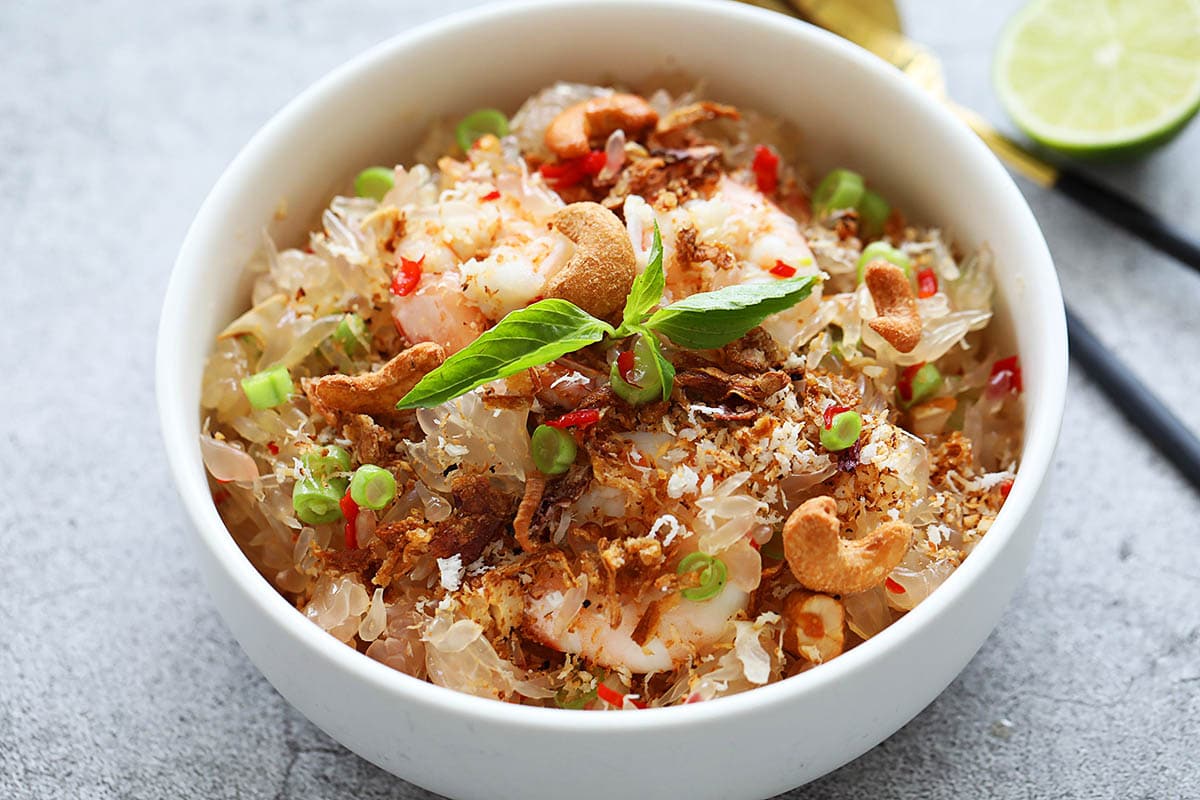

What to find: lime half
left=995, top=0, right=1200, bottom=159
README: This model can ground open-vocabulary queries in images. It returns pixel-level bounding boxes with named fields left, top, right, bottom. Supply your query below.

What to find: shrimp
left=525, top=574, right=749, bottom=674
left=391, top=270, right=489, bottom=354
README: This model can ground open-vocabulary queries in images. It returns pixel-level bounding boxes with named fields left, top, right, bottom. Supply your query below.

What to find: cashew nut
left=547, top=202, right=636, bottom=319
left=303, top=341, right=445, bottom=424
left=544, top=93, right=659, bottom=160
left=864, top=260, right=922, bottom=353
left=782, top=590, right=845, bottom=663
left=782, top=496, right=913, bottom=596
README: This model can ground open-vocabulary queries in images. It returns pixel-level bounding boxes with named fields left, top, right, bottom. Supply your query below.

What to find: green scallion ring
left=531, top=424, right=577, bottom=475
left=333, top=313, right=367, bottom=354
left=676, top=552, right=728, bottom=602
left=455, top=108, right=509, bottom=152
left=856, top=241, right=913, bottom=283
left=609, top=336, right=666, bottom=406
left=241, top=364, right=293, bottom=410
left=303, top=445, right=351, bottom=479
left=354, top=166, right=395, bottom=202
left=293, top=476, right=348, bottom=525
left=856, top=189, right=891, bottom=239
left=349, top=465, right=397, bottom=510
left=820, top=410, right=863, bottom=452
left=812, top=168, right=865, bottom=217
left=905, top=363, right=944, bottom=408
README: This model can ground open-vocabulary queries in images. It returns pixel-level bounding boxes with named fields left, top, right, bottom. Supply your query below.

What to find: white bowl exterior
left=157, top=2, right=1067, bottom=798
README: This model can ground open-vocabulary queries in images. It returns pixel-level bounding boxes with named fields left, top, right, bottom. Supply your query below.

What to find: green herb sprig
left=396, top=224, right=817, bottom=410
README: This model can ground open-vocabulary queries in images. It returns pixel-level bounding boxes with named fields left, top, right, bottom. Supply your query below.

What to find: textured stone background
left=2, top=1, right=1198, bottom=798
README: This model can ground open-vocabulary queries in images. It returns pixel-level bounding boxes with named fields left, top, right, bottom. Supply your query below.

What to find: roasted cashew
left=782, top=590, right=845, bottom=663
left=782, top=496, right=913, bottom=596
left=864, top=260, right=922, bottom=353
left=547, top=202, right=636, bottom=319
left=544, top=93, right=659, bottom=160
left=303, top=341, right=445, bottom=424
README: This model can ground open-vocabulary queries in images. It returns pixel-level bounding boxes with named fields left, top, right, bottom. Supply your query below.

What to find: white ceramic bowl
left=157, top=1, right=1067, bottom=797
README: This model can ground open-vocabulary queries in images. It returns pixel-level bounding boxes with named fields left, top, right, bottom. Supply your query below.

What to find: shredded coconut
left=437, top=554, right=464, bottom=592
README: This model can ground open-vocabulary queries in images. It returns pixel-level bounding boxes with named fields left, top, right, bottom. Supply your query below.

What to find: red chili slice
left=770, top=260, right=797, bottom=278
left=481, top=189, right=501, bottom=201
left=617, top=350, right=638, bottom=385
left=545, top=409, right=601, bottom=430
left=391, top=256, right=424, bottom=297
left=540, top=150, right=606, bottom=190
left=917, top=268, right=938, bottom=298
left=752, top=144, right=779, bottom=194
left=989, top=355, right=1023, bottom=394
left=885, top=577, right=906, bottom=594
left=897, top=362, right=925, bottom=404
left=267, top=441, right=279, bottom=455
left=999, top=479, right=1014, bottom=499
left=340, top=493, right=360, bottom=550
left=596, top=683, right=644, bottom=709
left=823, top=404, right=852, bottom=430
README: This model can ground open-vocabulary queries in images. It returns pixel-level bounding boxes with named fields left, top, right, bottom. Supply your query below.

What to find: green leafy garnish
left=616, top=225, right=665, bottom=336
left=644, top=276, right=817, bottom=350
left=395, top=223, right=820, bottom=410
left=395, top=299, right=613, bottom=409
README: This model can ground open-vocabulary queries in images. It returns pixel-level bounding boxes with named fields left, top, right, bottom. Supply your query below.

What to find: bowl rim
left=157, top=0, right=1068, bottom=733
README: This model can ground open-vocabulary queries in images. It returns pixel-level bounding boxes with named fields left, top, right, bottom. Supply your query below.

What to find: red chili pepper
left=391, top=256, right=424, bottom=297
left=748, top=536, right=761, bottom=551
left=684, top=692, right=704, bottom=704
left=266, top=441, right=279, bottom=456
left=917, top=268, right=938, bottom=298
left=616, top=350, right=638, bottom=386
left=212, top=489, right=230, bottom=506
left=341, top=493, right=360, bottom=550
left=540, top=150, right=607, bottom=189
left=989, top=355, right=1023, bottom=394
left=823, top=404, right=852, bottom=430
left=897, top=363, right=925, bottom=404
left=596, top=683, right=644, bottom=709
left=999, top=479, right=1014, bottom=499
left=481, top=189, right=501, bottom=201
left=770, top=260, right=797, bottom=278
left=545, top=409, right=601, bottom=430
left=752, top=144, right=779, bottom=194
left=885, top=577, right=906, bottom=594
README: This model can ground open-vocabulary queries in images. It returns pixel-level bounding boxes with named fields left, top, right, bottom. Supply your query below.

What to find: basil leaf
left=645, top=276, right=818, bottom=350
left=618, top=223, right=665, bottom=335
left=636, top=327, right=676, bottom=403
left=396, top=299, right=613, bottom=409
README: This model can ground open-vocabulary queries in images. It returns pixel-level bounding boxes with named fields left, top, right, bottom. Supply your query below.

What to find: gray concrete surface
left=2, top=1, right=1198, bottom=798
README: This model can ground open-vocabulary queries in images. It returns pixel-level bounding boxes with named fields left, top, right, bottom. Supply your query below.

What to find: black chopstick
left=1066, top=304, right=1200, bottom=492
left=1056, top=168, right=1200, bottom=275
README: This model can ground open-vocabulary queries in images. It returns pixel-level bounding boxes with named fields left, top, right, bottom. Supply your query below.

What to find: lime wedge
left=995, top=0, right=1200, bottom=159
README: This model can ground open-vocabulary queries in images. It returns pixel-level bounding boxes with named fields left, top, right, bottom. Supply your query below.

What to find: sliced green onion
left=555, top=684, right=599, bottom=710
left=292, top=476, right=348, bottom=525
left=531, top=424, right=577, bottom=475
left=813, top=168, right=865, bottom=217
left=610, top=335, right=667, bottom=405
left=856, top=241, right=913, bottom=283
left=303, top=445, right=351, bottom=479
left=349, top=465, right=396, bottom=510
left=354, top=166, right=395, bottom=202
left=333, top=313, right=367, bottom=354
left=820, top=410, right=863, bottom=452
left=905, top=363, right=944, bottom=408
left=241, top=364, right=293, bottom=410
left=455, top=108, right=509, bottom=151
left=676, top=552, right=728, bottom=602
left=856, top=189, right=891, bottom=239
